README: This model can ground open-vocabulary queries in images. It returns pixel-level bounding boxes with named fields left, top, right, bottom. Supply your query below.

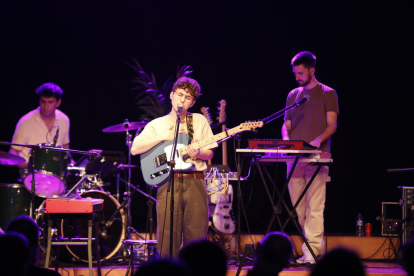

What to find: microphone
left=105, top=218, right=114, bottom=228
left=296, top=95, right=310, bottom=106
left=52, top=127, right=59, bottom=147
left=177, top=104, right=184, bottom=114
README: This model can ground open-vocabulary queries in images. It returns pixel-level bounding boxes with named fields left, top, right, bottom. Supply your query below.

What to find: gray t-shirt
left=284, top=83, right=339, bottom=153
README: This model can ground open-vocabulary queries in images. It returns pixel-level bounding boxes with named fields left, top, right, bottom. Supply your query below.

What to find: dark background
left=1, top=0, right=413, bottom=235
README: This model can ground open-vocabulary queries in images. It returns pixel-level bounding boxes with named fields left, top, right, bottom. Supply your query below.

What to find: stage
left=37, top=234, right=408, bottom=276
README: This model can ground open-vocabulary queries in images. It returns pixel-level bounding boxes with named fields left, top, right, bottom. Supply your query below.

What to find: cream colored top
left=134, top=113, right=217, bottom=171
left=11, top=107, right=70, bottom=162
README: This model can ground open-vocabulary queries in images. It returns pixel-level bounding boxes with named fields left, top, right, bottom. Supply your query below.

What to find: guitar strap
left=186, top=112, right=194, bottom=144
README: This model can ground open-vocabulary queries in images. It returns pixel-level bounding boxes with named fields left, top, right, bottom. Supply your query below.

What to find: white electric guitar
left=212, top=184, right=236, bottom=234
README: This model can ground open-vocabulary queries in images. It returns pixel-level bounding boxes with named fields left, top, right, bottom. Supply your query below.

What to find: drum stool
left=44, top=198, right=103, bottom=276
left=122, top=239, right=157, bottom=275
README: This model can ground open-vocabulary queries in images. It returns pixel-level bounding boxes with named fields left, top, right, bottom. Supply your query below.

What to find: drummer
left=9, top=83, right=71, bottom=169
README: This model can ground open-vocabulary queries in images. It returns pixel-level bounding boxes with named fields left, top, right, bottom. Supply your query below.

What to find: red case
left=46, top=198, right=103, bottom=213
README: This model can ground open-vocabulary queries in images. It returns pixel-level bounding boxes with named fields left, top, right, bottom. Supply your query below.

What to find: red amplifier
left=248, top=139, right=317, bottom=150
left=46, top=198, right=103, bottom=213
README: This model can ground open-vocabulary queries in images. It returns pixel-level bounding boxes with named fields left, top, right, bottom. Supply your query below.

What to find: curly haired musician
left=131, top=77, right=217, bottom=257
left=281, top=51, right=339, bottom=264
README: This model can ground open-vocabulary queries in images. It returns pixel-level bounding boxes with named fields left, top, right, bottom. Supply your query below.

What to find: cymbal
left=102, top=121, right=147, bottom=133
left=0, top=151, right=26, bottom=165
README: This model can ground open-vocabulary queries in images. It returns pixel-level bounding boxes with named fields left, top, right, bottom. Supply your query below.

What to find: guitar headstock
left=201, top=107, right=213, bottom=126
left=238, top=121, right=264, bottom=132
left=217, top=99, right=226, bottom=124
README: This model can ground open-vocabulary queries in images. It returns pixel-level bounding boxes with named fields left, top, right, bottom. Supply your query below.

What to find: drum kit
left=0, top=119, right=155, bottom=263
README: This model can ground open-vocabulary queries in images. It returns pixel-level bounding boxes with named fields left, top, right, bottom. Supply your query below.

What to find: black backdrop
left=1, top=0, right=413, bottom=235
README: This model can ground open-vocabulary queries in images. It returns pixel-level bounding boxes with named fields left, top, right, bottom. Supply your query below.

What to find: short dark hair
left=35, top=82, right=63, bottom=100
left=291, top=51, right=316, bottom=69
left=172, top=77, right=201, bottom=100
left=6, top=215, right=39, bottom=263
left=179, top=239, right=227, bottom=276
left=6, top=215, right=38, bottom=249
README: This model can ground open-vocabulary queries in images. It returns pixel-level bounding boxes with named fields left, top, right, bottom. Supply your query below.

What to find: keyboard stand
left=236, top=149, right=332, bottom=265
left=45, top=212, right=102, bottom=276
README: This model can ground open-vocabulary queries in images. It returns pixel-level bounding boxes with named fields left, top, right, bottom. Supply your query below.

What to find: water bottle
left=356, top=213, right=364, bottom=236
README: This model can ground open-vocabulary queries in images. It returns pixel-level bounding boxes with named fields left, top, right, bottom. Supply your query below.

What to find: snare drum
left=23, top=143, right=69, bottom=198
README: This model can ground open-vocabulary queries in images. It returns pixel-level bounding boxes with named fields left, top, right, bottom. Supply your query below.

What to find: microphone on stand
left=296, top=95, right=310, bottom=106
left=177, top=104, right=184, bottom=114
left=105, top=218, right=115, bottom=228
left=52, top=127, right=59, bottom=147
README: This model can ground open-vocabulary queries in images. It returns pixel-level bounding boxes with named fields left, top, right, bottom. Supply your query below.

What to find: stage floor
left=38, top=234, right=408, bottom=276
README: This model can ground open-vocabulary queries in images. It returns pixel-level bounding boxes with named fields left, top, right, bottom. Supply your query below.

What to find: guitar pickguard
left=141, top=133, right=195, bottom=186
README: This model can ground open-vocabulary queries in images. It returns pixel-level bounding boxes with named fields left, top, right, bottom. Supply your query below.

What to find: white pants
left=286, top=162, right=328, bottom=257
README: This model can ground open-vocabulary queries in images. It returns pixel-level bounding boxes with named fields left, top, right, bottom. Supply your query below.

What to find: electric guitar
left=140, top=121, right=264, bottom=186
left=213, top=184, right=236, bottom=234
left=201, top=106, right=214, bottom=166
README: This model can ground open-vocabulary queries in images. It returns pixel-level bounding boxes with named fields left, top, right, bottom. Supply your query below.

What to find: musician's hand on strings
left=187, top=139, right=201, bottom=158
left=310, top=139, right=321, bottom=149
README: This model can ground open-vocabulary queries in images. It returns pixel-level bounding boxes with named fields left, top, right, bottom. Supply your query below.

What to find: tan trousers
left=286, top=162, right=328, bottom=258
left=156, top=178, right=209, bottom=257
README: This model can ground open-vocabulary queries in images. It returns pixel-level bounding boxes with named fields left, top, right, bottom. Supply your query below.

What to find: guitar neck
left=222, top=124, right=227, bottom=165
left=178, top=124, right=243, bottom=156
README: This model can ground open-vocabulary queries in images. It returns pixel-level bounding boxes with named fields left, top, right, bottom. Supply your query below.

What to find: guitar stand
left=251, top=154, right=327, bottom=265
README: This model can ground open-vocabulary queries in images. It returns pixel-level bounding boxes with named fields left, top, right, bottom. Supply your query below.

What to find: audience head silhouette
left=251, top=231, right=293, bottom=275
left=179, top=239, right=227, bottom=276
left=310, top=248, right=365, bottom=276
left=6, top=215, right=40, bottom=263
left=0, top=232, right=30, bottom=276
left=401, top=237, right=414, bottom=276
left=134, top=259, right=189, bottom=276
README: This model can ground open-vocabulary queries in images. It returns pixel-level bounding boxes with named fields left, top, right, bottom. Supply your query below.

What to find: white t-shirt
left=11, top=107, right=70, bottom=162
left=134, top=113, right=217, bottom=171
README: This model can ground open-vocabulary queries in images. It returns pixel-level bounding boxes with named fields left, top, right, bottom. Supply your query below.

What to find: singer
left=281, top=51, right=339, bottom=264
left=9, top=83, right=71, bottom=169
left=131, top=77, right=217, bottom=257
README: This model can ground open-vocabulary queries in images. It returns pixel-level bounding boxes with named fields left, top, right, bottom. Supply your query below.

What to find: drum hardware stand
left=107, top=177, right=157, bottom=261
left=62, top=174, right=90, bottom=198
left=121, top=120, right=157, bottom=251
left=123, top=119, right=134, bottom=240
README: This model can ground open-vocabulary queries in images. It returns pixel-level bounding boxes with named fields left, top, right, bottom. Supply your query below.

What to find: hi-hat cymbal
left=0, top=151, right=26, bottom=165
left=102, top=121, right=147, bottom=133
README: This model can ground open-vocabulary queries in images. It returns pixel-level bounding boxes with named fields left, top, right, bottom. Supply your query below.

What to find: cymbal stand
left=29, top=148, right=36, bottom=218
left=124, top=119, right=133, bottom=240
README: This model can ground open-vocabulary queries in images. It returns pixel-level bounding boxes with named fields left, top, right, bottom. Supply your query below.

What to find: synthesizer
left=248, top=139, right=317, bottom=150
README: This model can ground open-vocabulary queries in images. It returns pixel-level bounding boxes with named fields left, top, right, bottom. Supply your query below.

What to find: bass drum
left=61, top=190, right=125, bottom=262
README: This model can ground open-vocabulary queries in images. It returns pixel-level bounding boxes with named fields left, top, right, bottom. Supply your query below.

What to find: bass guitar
left=140, top=121, right=263, bottom=186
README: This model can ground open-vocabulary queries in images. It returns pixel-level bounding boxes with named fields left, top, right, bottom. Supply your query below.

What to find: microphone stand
left=166, top=107, right=182, bottom=257
left=124, top=119, right=133, bottom=240
left=261, top=96, right=309, bottom=124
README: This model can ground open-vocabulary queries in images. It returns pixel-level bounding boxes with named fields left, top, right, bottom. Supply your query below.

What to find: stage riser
left=239, top=235, right=400, bottom=259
